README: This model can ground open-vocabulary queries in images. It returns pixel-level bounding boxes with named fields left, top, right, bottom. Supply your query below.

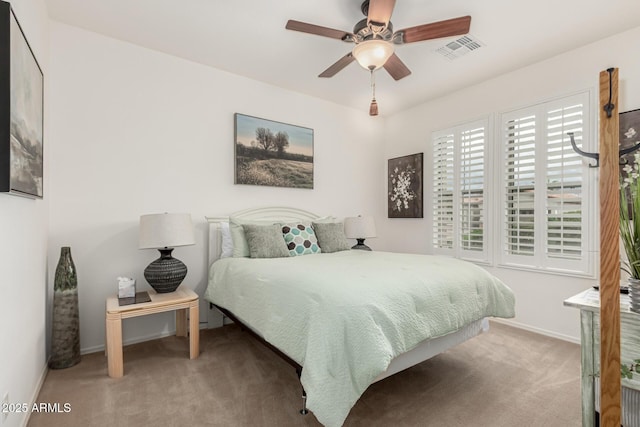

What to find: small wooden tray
left=118, top=291, right=151, bottom=306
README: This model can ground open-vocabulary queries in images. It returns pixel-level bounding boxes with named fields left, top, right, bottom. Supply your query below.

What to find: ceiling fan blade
left=286, top=20, right=352, bottom=40
left=396, top=16, right=471, bottom=44
left=367, top=0, right=396, bottom=26
left=383, top=53, right=411, bottom=81
left=318, top=53, right=355, bottom=78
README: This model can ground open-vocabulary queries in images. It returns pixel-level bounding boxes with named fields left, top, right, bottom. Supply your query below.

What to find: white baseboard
left=22, top=360, right=49, bottom=427
left=491, top=318, right=580, bottom=344
left=81, top=322, right=210, bottom=355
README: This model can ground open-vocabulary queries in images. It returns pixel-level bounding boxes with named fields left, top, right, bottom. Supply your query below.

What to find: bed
left=204, top=207, right=515, bottom=427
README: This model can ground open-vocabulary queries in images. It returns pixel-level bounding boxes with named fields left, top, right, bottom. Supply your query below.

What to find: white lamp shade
left=344, top=216, right=377, bottom=239
left=352, top=39, right=394, bottom=70
left=139, top=213, right=195, bottom=249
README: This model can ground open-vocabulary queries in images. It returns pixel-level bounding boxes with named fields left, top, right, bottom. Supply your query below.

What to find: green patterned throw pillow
left=282, top=223, right=321, bottom=256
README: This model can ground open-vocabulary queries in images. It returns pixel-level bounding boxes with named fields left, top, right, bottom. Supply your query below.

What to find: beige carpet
left=28, top=321, right=581, bottom=427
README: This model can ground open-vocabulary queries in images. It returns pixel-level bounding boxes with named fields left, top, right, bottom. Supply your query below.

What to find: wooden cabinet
left=564, top=289, right=640, bottom=427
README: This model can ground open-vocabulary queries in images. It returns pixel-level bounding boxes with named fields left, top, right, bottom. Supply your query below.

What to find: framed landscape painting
left=234, top=113, right=314, bottom=189
left=0, top=3, right=44, bottom=198
left=388, top=153, right=423, bottom=218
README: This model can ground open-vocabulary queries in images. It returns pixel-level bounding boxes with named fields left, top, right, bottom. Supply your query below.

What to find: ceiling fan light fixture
left=352, top=39, right=394, bottom=70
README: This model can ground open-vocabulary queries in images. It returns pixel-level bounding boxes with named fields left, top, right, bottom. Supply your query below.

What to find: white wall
left=383, top=26, right=640, bottom=341
left=48, top=22, right=386, bottom=353
left=0, top=1, right=49, bottom=426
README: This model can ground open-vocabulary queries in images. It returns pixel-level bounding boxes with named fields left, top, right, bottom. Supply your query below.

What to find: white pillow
left=220, top=222, right=233, bottom=258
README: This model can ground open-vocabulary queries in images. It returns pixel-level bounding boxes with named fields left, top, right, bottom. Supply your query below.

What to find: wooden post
left=598, top=67, right=621, bottom=426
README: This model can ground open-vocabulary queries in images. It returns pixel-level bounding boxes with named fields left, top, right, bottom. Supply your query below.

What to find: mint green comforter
left=205, top=251, right=515, bottom=426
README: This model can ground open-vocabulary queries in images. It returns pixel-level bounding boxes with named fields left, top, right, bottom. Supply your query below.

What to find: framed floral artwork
left=388, top=153, right=423, bottom=218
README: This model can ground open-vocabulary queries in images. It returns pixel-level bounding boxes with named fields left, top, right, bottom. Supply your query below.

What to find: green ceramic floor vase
left=50, top=246, right=81, bottom=369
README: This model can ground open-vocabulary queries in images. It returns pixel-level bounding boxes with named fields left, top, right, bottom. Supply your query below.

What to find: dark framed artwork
left=234, top=113, right=314, bottom=189
left=620, top=109, right=640, bottom=162
left=620, top=108, right=640, bottom=218
left=0, top=3, right=43, bottom=198
left=388, top=153, right=423, bottom=218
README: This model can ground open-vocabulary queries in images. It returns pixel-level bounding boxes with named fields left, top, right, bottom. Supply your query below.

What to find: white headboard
left=205, top=206, right=323, bottom=267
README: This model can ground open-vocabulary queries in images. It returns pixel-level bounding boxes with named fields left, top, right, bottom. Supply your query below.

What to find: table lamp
left=139, top=213, right=195, bottom=293
left=344, top=215, right=376, bottom=251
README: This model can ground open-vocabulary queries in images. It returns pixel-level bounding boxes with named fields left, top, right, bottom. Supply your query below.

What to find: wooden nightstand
left=105, top=287, right=199, bottom=378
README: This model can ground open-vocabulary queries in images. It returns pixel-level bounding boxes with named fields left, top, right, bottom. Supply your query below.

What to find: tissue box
left=117, top=277, right=136, bottom=298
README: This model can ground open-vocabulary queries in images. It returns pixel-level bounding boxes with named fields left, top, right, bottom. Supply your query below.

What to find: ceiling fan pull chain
left=371, top=69, right=376, bottom=98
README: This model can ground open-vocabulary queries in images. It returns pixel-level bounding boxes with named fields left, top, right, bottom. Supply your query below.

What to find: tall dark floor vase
left=49, top=247, right=81, bottom=369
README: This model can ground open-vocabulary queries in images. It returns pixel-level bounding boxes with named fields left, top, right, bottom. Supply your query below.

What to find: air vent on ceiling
left=435, top=35, right=484, bottom=61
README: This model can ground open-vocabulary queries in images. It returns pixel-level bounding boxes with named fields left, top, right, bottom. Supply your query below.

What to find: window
left=432, top=119, right=490, bottom=262
left=499, top=92, right=591, bottom=274
left=430, top=91, right=593, bottom=276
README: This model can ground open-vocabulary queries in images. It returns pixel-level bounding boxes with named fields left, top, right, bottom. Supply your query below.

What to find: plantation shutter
left=500, top=91, right=591, bottom=274
left=545, top=102, right=584, bottom=260
left=503, top=113, right=536, bottom=257
left=432, top=119, right=489, bottom=262
left=460, top=126, right=485, bottom=253
left=433, top=132, right=455, bottom=251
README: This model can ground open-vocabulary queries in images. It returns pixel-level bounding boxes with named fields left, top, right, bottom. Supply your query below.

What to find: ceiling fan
left=285, top=0, right=472, bottom=82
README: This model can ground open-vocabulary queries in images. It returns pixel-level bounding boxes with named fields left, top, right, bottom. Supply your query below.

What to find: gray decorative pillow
left=242, top=224, right=290, bottom=259
left=312, top=222, right=351, bottom=253
left=229, top=216, right=276, bottom=257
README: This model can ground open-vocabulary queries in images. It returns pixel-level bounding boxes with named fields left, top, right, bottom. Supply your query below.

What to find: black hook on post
left=619, top=142, right=640, bottom=164
left=604, top=67, right=615, bottom=118
left=568, top=132, right=640, bottom=168
left=568, top=132, right=599, bottom=168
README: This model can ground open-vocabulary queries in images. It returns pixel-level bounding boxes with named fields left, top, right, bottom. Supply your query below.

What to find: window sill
left=495, top=261, right=596, bottom=279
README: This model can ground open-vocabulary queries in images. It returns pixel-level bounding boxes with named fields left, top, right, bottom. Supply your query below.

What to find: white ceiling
left=45, top=0, right=640, bottom=116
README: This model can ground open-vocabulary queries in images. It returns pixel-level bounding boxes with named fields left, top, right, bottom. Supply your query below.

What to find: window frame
left=496, top=90, right=596, bottom=277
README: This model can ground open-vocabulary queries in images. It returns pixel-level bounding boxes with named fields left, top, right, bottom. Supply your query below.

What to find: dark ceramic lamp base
left=144, top=248, right=187, bottom=293
left=351, top=238, right=372, bottom=251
